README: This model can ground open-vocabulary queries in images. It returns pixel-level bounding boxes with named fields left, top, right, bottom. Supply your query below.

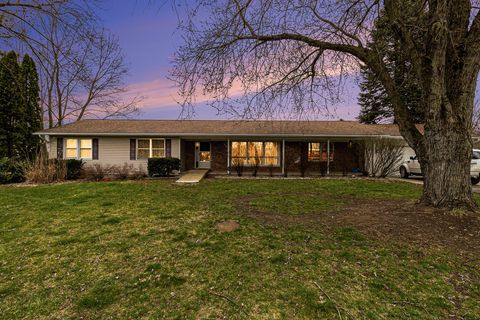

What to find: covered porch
left=179, top=137, right=363, bottom=176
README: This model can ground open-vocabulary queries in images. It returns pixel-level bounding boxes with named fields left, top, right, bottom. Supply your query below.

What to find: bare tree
left=36, top=14, right=139, bottom=127
left=171, top=0, right=480, bottom=209
left=1, top=1, right=139, bottom=128
left=0, top=1, right=94, bottom=55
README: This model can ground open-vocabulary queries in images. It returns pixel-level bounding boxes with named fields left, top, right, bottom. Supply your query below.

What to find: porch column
left=282, top=139, right=285, bottom=175
left=327, top=139, right=330, bottom=175
left=227, top=139, right=231, bottom=175
left=178, top=138, right=182, bottom=173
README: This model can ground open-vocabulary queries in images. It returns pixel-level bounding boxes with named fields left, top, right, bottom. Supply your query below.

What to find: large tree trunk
left=420, top=127, right=476, bottom=209
left=419, top=91, right=477, bottom=209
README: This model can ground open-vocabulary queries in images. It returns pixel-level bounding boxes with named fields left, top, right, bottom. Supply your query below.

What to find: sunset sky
left=97, top=1, right=362, bottom=120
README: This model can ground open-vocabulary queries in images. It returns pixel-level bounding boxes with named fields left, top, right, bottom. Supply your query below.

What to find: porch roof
left=37, top=119, right=421, bottom=138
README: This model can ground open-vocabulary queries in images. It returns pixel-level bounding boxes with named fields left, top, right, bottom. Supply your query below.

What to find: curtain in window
left=231, top=142, right=279, bottom=166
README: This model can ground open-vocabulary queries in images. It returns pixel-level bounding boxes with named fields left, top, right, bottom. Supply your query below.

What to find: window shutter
left=130, top=139, right=136, bottom=160
left=166, top=139, right=172, bottom=157
left=92, top=138, right=99, bottom=160
left=57, top=137, right=64, bottom=159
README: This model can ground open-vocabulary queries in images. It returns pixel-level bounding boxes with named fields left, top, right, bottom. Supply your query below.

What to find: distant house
left=36, top=119, right=416, bottom=175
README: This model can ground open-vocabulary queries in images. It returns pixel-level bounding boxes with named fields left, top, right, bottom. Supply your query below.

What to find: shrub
left=232, top=158, right=244, bottom=177
left=23, top=154, right=67, bottom=184
left=109, top=163, right=133, bottom=180
left=268, top=163, right=275, bottom=177
left=147, top=157, right=180, bottom=177
left=299, top=156, right=309, bottom=177
left=362, top=138, right=404, bottom=177
left=131, top=164, right=147, bottom=180
left=83, top=163, right=108, bottom=181
left=65, top=159, right=84, bottom=180
left=251, top=155, right=261, bottom=177
left=0, top=157, right=24, bottom=184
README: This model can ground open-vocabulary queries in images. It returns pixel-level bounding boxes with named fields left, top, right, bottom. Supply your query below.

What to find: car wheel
left=471, top=177, right=480, bottom=185
left=400, top=166, right=409, bottom=179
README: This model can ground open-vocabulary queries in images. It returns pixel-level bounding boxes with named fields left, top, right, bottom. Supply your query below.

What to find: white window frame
left=136, top=138, right=166, bottom=160
left=64, top=138, right=93, bottom=160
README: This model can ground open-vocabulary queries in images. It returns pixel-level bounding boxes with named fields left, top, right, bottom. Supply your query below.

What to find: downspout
left=282, top=139, right=285, bottom=176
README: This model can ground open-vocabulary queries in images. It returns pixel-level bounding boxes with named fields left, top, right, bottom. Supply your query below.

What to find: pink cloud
left=123, top=77, right=246, bottom=110
left=122, top=61, right=361, bottom=113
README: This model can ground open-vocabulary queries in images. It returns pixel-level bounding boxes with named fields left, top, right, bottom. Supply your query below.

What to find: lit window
left=264, top=142, right=279, bottom=166
left=65, top=138, right=92, bottom=159
left=231, top=142, right=279, bottom=166
left=137, top=139, right=150, bottom=159
left=308, top=142, right=321, bottom=161
left=66, top=139, right=78, bottom=159
left=137, top=139, right=165, bottom=159
left=151, top=139, right=165, bottom=158
left=308, top=142, right=334, bottom=162
left=80, top=139, right=92, bottom=159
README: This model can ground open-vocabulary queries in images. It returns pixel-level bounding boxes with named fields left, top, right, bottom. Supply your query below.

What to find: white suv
left=399, top=149, right=480, bottom=185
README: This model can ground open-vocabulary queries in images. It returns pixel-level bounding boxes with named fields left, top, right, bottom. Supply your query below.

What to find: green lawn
left=0, top=178, right=479, bottom=319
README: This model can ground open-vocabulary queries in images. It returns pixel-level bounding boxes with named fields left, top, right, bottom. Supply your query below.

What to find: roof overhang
left=34, top=132, right=405, bottom=140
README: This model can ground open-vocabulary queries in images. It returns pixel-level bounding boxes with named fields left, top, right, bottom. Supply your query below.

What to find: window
left=65, top=138, right=92, bottom=159
left=231, top=141, right=279, bottom=166
left=308, top=142, right=334, bottom=162
left=197, top=142, right=211, bottom=162
left=137, top=139, right=165, bottom=159
left=80, top=139, right=92, bottom=159
left=308, top=142, right=321, bottom=161
left=66, top=139, right=78, bottom=159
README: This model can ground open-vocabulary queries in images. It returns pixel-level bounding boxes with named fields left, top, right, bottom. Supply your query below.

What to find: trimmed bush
left=148, top=157, right=180, bottom=177
left=0, top=157, right=24, bottom=184
left=65, top=159, right=84, bottom=180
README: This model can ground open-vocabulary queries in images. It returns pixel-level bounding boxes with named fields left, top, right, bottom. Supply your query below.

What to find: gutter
left=34, top=132, right=404, bottom=139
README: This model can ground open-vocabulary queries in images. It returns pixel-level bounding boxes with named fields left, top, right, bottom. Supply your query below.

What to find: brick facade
left=181, top=140, right=360, bottom=175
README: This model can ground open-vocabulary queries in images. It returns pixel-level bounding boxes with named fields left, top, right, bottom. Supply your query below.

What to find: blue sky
left=97, top=0, right=361, bottom=120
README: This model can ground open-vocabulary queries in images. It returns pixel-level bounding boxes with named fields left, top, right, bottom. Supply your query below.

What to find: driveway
left=392, top=177, right=480, bottom=193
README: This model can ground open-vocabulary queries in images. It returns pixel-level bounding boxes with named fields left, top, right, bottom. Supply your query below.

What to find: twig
left=313, top=281, right=343, bottom=320
left=208, top=290, right=249, bottom=316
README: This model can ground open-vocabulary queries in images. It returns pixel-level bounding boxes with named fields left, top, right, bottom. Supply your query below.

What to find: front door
left=195, top=142, right=211, bottom=169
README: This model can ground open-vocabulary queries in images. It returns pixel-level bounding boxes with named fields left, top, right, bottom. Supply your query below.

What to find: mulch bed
left=236, top=194, right=480, bottom=261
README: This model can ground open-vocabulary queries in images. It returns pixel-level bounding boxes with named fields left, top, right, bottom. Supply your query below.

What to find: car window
left=473, top=151, right=480, bottom=160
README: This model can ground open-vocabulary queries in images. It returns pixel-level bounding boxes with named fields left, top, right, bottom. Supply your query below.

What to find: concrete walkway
left=176, top=169, right=210, bottom=183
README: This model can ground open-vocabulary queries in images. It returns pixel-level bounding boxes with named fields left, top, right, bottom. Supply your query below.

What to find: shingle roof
left=38, top=119, right=417, bottom=137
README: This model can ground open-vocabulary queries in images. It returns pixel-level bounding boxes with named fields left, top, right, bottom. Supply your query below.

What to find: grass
left=0, top=178, right=479, bottom=319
